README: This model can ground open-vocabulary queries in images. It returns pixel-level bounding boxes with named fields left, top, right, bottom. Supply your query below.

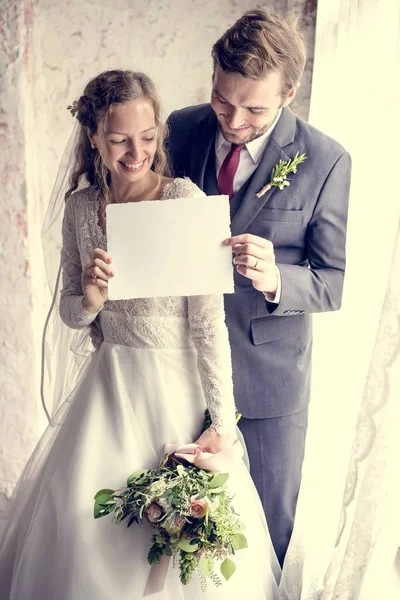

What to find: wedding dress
left=0, top=178, right=280, bottom=599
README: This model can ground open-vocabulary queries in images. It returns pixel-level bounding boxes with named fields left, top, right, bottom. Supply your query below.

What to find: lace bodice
left=59, top=179, right=236, bottom=434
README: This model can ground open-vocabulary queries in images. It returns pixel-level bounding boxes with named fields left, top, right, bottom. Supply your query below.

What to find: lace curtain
left=279, top=0, right=400, bottom=598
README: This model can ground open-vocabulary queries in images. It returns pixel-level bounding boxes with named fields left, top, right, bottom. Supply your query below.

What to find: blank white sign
left=106, top=195, right=234, bottom=299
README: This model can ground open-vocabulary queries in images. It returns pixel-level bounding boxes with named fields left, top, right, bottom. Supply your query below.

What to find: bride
left=0, top=69, right=280, bottom=599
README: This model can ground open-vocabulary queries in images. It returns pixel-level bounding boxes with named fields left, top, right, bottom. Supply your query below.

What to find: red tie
left=217, top=143, right=245, bottom=200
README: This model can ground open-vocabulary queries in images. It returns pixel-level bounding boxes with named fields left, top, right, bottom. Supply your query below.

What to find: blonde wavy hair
left=66, top=70, right=169, bottom=203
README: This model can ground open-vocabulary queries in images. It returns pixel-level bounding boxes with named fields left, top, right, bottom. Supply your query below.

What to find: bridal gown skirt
left=0, top=341, right=280, bottom=599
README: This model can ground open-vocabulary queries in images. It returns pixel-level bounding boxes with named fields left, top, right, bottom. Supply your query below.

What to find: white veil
left=40, top=122, right=95, bottom=425
left=0, top=122, right=98, bottom=568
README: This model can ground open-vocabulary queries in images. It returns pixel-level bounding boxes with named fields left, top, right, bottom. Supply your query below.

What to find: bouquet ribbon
left=144, top=439, right=244, bottom=596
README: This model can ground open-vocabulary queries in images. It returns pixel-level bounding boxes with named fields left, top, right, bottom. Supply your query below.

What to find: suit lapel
left=189, top=109, right=218, bottom=191
left=230, top=107, right=297, bottom=236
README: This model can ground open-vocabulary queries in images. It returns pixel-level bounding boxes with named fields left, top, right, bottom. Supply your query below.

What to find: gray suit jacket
left=167, top=104, right=351, bottom=418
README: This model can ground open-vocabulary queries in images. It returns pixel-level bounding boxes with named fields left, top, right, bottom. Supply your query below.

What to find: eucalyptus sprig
left=256, top=151, right=307, bottom=198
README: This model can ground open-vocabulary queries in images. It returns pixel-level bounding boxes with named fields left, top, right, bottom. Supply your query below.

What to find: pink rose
left=146, top=503, right=163, bottom=523
left=189, top=497, right=209, bottom=519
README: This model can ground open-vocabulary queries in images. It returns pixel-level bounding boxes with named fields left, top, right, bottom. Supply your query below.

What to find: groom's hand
left=224, top=233, right=278, bottom=295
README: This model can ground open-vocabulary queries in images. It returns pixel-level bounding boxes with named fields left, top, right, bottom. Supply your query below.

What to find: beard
left=218, top=110, right=281, bottom=145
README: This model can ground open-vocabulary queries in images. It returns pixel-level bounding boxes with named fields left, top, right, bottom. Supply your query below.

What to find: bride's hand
left=82, top=248, right=114, bottom=314
left=195, top=426, right=237, bottom=454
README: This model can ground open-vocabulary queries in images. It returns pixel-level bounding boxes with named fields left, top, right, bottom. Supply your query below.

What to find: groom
left=167, top=7, right=351, bottom=566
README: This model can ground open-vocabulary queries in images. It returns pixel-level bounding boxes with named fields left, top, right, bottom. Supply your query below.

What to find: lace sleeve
left=59, top=197, right=100, bottom=328
left=187, top=294, right=237, bottom=435
left=168, top=179, right=236, bottom=433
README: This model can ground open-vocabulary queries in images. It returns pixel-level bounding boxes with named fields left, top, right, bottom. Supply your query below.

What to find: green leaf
left=231, top=533, right=248, bottom=551
left=139, top=503, right=147, bottom=520
left=178, top=539, right=199, bottom=553
left=94, top=488, right=114, bottom=500
left=164, top=545, right=173, bottom=557
left=159, top=453, right=169, bottom=468
left=94, top=493, right=114, bottom=507
left=221, top=558, right=236, bottom=581
left=208, top=487, right=224, bottom=494
left=195, top=490, right=207, bottom=500
left=127, top=469, right=148, bottom=485
left=94, top=500, right=110, bottom=519
left=199, top=555, right=214, bottom=576
left=209, top=473, right=229, bottom=488
left=127, top=514, right=138, bottom=527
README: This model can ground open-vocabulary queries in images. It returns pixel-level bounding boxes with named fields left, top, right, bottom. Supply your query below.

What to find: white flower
left=155, top=496, right=170, bottom=511
left=148, top=480, right=167, bottom=497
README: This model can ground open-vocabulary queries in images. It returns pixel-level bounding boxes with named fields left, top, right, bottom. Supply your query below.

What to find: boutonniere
left=256, top=152, right=307, bottom=198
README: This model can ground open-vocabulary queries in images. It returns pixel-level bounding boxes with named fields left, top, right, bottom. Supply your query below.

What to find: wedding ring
left=253, top=257, right=259, bottom=270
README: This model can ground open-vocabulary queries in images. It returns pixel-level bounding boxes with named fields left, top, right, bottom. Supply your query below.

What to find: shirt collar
left=216, top=108, right=282, bottom=164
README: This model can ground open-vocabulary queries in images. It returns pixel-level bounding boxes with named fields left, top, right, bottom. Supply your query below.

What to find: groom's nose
left=226, top=107, right=244, bottom=129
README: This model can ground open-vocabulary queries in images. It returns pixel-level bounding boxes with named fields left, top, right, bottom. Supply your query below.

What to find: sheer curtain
left=279, top=0, right=400, bottom=598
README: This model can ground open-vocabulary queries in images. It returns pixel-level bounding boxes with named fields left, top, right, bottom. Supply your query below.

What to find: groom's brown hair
left=212, top=6, right=306, bottom=98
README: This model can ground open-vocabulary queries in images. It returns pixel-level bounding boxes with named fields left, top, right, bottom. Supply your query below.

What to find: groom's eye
left=213, top=93, right=226, bottom=104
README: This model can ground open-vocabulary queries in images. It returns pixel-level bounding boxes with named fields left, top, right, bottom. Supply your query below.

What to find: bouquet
left=94, top=413, right=247, bottom=591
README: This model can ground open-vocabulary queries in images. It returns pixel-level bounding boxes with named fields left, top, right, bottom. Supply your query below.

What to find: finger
left=93, top=248, right=113, bottom=264
left=231, top=242, right=268, bottom=257
left=93, top=258, right=115, bottom=277
left=224, top=233, right=270, bottom=249
left=95, top=279, right=108, bottom=289
left=232, top=239, right=274, bottom=255
left=84, top=259, right=114, bottom=276
left=233, top=254, right=264, bottom=271
left=235, top=264, right=263, bottom=280
left=84, top=265, right=108, bottom=282
left=82, top=273, right=108, bottom=289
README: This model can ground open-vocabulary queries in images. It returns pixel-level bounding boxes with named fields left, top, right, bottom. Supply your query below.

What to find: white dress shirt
left=215, top=110, right=282, bottom=304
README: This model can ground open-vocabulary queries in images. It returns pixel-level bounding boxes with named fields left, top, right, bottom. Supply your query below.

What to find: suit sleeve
left=269, top=151, right=352, bottom=315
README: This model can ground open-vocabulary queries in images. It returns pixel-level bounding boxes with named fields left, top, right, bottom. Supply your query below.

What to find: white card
left=106, top=195, right=234, bottom=299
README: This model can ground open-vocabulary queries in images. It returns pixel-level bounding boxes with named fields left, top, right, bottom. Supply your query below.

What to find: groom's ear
left=282, top=81, right=300, bottom=107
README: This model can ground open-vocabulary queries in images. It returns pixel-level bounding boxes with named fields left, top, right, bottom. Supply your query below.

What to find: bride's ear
left=86, top=128, right=96, bottom=149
